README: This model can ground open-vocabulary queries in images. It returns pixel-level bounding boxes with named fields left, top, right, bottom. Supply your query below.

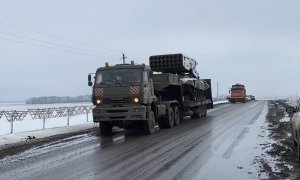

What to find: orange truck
left=228, top=83, right=247, bottom=103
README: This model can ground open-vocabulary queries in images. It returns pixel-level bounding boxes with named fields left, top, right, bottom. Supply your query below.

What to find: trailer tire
left=174, top=106, right=180, bottom=126
left=144, top=110, right=155, bottom=134
left=100, top=122, right=112, bottom=136
left=166, top=107, right=174, bottom=128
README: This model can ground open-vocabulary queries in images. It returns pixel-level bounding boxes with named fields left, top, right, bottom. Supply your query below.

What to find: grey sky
left=0, top=0, right=299, bottom=101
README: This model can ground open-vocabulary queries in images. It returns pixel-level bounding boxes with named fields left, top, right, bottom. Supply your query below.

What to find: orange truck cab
left=228, top=83, right=247, bottom=103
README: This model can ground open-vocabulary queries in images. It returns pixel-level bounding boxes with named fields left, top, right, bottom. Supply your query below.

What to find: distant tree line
left=25, top=95, right=91, bottom=104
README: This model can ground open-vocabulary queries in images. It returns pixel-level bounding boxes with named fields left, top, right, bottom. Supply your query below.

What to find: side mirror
left=88, top=74, right=93, bottom=86
left=286, top=107, right=296, bottom=113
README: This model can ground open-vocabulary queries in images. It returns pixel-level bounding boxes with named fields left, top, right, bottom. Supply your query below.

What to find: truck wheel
left=174, top=106, right=180, bottom=126
left=100, top=122, right=112, bottom=136
left=144, top=110, right=155, bottom=134
left=166, top=107, right=174, bottom=128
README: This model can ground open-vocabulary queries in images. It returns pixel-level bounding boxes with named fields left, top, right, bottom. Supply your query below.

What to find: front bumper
left=93, top=105, right=147, bottom=122
left=228, top=97, right=246, bottom=102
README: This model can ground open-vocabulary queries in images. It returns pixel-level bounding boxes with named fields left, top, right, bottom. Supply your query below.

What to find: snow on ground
left=285, top=99, right=298, bottom=107
left=213, top=100, right=229, bottom=105
left=0, top=124, right=95, bottom=147
left=193, top=101, right=269, bottom=179
left=0, top=102, right=93, bottom=136
left=280, top=116, right=291, bottom=123
left=0, top=102, right=92, bottom=111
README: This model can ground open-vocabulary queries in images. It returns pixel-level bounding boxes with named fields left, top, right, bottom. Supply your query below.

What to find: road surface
left=0, top=101, right=266, bottom=180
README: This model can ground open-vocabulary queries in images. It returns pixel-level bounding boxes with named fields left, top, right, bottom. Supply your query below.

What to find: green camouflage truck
left=88, top=53, right=213, bottom=135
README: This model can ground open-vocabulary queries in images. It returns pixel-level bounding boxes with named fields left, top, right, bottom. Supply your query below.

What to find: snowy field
left=0, top=102, right=92, bottom=111
left=0, top=102, right=93, bottom=136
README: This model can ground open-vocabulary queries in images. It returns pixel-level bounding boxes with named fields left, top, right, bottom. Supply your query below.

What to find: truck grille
left=107, top=109, right=128, bottom=113
left=102, top=97, right=131, bottom=105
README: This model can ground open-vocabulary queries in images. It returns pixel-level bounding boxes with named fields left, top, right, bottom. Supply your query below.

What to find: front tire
left=166, top=107, right=174, bottom=128
left=144, top=110, right=155, bottom=134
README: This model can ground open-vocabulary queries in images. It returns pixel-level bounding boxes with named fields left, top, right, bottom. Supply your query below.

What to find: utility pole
left=122, top=53, right=127, bottom=64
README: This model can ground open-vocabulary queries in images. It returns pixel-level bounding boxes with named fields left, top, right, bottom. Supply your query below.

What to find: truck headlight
left=133, top=97, right=139, bottom=103
left=96, top=99, right=101, bottom=105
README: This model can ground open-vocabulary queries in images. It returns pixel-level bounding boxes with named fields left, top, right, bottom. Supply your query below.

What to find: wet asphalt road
left=0, top=101, right=266, bottom=180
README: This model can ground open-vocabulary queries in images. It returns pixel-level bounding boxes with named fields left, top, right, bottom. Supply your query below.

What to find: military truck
left=88, top=53, right=213, bottom=135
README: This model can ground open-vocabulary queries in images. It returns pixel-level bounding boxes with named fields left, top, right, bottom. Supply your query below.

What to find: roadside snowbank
left=0, top=113, right=93, bottom=136
left=213, top=100, right=229, bottom=105
left=0, top=102, right=93, bottom=136
left=0, top=124, right=95, bottom=147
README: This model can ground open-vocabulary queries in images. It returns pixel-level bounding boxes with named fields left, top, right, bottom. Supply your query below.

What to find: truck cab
left=88, top=62, right=156, bottom=135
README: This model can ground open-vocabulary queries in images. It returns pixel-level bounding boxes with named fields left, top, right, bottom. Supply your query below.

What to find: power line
left=0, top=37, right=118, bottom=58
left=0, top=22, right=146, bottom=62
left=0, top=31, right=118, bottom=57
left=0, top=22, right=122, bottom=54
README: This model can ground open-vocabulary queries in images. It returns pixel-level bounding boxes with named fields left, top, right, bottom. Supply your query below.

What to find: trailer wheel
left=174, top=106, right=180, bottom=126
left=100, top=122, right=112, bottom=136
left=144, top=110, right=155, bottom=134
left=166, top=107, right=174, bottom=128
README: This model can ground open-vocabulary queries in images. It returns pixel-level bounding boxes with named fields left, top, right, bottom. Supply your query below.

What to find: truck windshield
left=95, top=69, right=142, bottom=85
left=231, top=88, right=244, bottom=93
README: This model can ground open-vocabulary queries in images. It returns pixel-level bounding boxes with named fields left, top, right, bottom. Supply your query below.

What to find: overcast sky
left=0, top=0, right=299, bottom=101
